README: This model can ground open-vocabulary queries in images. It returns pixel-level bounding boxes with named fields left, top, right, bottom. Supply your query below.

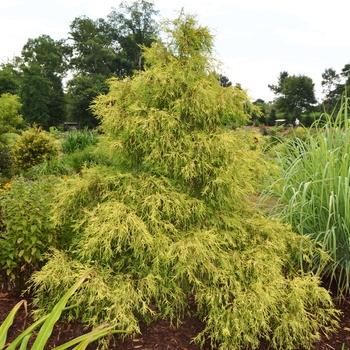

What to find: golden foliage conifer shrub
left=29, top=11, right=339, bottom=350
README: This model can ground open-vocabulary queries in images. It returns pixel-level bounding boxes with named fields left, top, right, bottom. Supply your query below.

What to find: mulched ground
left=1, top=292, right=350, bottom=350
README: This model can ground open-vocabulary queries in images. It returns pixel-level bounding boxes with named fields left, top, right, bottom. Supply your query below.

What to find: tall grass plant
left=262, top=95, right=350, bottom=297
left=62, top=128, right=98, bottom=154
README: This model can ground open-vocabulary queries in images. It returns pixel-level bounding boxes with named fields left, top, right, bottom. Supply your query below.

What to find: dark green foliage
left=0, top=145, right=13, bottom=176
left=107, top=0, right=159, bottom=75
left=18, top=35, right=69, bottom=128
left=0, top=62, right=21, bottom=95
left=12, top=126, right=59, bottom=170
left=269, top=71, right=317, bottom=123
left=66, top=75, right=109, bottom=128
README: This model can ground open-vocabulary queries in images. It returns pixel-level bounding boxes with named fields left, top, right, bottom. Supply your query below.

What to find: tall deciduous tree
left=321, top=68, right=342, bottom=113
left=66, top=74, right=109, bottom=128
left=68, top=16, right=116, bottom=76
left=107, top=0, right=159, bottom=75
left=31, top=11, right=337, bottom=350
left=18, top=35, right=69, bottom=128
left=66, top=1, right=159, bottom=127
left=0, top=61, right=21, bottom=95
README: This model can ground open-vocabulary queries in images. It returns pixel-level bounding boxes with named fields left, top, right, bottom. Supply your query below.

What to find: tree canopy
left=269, top=71, right=317, bottom=123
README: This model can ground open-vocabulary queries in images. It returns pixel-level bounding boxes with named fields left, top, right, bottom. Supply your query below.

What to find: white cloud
left=55, top=0, right=119, bottom=17
left=0, top=1, right=24, bottom=10
left=276, top=28, right=349, bottom=48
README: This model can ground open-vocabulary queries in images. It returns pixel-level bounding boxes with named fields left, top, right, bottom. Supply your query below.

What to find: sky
left=0, top=0, right=349, bottom=103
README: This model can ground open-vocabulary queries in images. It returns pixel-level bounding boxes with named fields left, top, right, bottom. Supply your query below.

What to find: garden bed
left=1, top=292, right=350, bottom=349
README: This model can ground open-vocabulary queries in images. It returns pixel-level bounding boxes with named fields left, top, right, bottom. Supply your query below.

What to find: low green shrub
left=25, top=158, right=73, bottom=178
left=0, top=145, right=13, bottom=176
left=12, top=126, right=59, bottom=171
left=0, top=175, right=62, bottom=292
left=0, top=132, right=20, bottom=145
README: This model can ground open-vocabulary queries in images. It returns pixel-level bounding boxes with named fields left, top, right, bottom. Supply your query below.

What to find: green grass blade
left=54, top=326, right=124, bottom=350
left=19, top=334, right=31, bottom=350
left=5, top=314, right=50, bottom=350
left=30, top=271, right=91, bottom=350
left=0, top=300, right=26, bottom=348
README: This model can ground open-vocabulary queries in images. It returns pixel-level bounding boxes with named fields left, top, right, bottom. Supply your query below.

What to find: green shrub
left=12, top=126, right=59, bottom=170
left=62, top=127, right=99, bottom=154
left=0, top=132, right=20, bottom=145
left=0, top=175, right=62, bottom=292
left=262, top=95, right=350, bottom=297
left=0, top=145, right=13, bottom=176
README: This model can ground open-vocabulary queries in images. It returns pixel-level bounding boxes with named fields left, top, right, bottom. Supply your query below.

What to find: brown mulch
left=1, top=292, right=350, bottom=350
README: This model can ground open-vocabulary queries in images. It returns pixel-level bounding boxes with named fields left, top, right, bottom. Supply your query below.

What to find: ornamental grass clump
left=29, top=12, right=339, bottom=350
left=262, top=94, right=350, bottom=297
left=62, top=127, right=99, bottom=154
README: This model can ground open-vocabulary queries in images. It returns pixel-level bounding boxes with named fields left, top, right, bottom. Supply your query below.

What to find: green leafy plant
left=24, top=158, right=73, bottom=178
left=0, top=175, right=62, bottom=292
left=0, top=145, right=13, bottom=176
left=62, top=127, right=98, bottom=154
left=0, top=272, right=124, bottom=350
left=12, top=126, right=59, bottom=170
left=0, top=93, right=23, bottom=135
left=262, top=94, right=350, bottom=297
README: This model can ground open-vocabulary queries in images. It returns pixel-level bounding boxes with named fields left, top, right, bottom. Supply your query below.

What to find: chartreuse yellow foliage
left=12, top=125, right=59, bottom=170
left=29, top=11, right=339, bottom=350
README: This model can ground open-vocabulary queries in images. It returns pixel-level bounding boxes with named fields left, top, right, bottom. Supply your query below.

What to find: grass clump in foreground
left=0, top=272, right=124, bottom=350
left=263, top=94, right=350, bottom=298
left=28, top=11, right=339, bottom=350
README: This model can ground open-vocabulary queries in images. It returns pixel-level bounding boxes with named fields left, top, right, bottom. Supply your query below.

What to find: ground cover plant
left=262, top=95, right=350, bottom=298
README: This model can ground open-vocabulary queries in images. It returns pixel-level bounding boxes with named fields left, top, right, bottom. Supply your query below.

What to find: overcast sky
left=0, top=0, right=349, bottom=102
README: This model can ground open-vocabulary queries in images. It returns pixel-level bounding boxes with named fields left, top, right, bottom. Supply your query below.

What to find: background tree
left=66, top=0, right=159, bottom=127
left=66, top=75, right=109, bottom=128
left=18, top=35, right=69, bottom=128
left=341, top=62, right=350, bottom=87
left=321, top=68, right=342, bottom=114
left=0, top=61, right=21, bottom=95
left=218, top=74, right=232, bottom=87
left=107, top=0, right=159, bottom=75
left=30, top=11, right=337, bottom=350
left=268, top=70, right=289, bottom=95
left=251, top=98, right=274, bottom=126
left=68, top=16, right=116, bottom=76
left=269, top=72, right=317, bottom=124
